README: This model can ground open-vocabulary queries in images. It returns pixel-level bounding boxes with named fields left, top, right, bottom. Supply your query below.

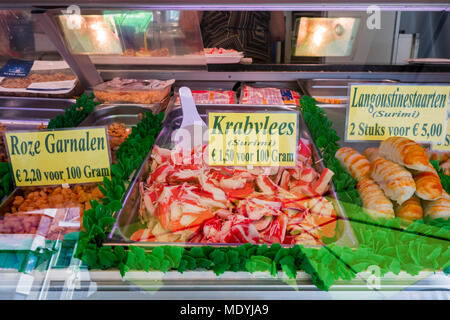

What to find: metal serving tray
left=297, top=79, right=398, bottom=108
left=320, top=106, right=380, bottom=153
left=298, top=79, right=397, bottom=97
left=0, top=97, right=75, bottom=130
left=79, top=105, right=151, bottom=127
left=106, top=103, right=358, bottom=249
left=91, top=95, right=171, bottom=117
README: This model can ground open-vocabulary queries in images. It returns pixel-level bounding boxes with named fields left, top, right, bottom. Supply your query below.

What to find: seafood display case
left=107, top=103, right=358, bottom=249
left=0, top=1, right=449, bottom=300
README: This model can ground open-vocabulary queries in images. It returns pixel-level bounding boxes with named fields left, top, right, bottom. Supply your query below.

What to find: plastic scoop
left=172, top=86, right=207, bottom=151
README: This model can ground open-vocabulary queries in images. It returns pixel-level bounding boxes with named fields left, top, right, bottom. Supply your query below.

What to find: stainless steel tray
left=298, top=79, right=397, bottom=98
left=92, top=95, right=171, bottom=117
left=106, top=104, right=358, bottom=249
left=320, top=106, right=381, bottom=153
left=297, top=79, right=398, bottom=109
left=0, top=97, right=75, bottom=130
left=79, top=105, right=151, bottom=127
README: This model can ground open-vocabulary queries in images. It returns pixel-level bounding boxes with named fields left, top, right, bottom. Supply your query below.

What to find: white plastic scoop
left=172, top=86, right=208, bottom=151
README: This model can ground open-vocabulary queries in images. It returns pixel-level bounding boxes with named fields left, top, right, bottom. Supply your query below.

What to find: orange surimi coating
left=414, top=171, right=443, bottom=201
left=395, top=196, right=423, bottom=222
left=335, top=147, right=370, bottom=181
left=424, top=192, right=450, bottom=220
left=357, top=177, right=395, bottom=219
left=364, top=147, right=380, bottom=162
left=379, top=137, right=434, bottom=173
left=370, top=157, right=416, bottom=205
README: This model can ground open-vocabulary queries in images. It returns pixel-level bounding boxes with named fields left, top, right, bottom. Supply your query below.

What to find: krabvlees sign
left=208, top=112, right=298, bottom=167
left=345, top=84, right=449, bottom=143
left=5, top=127, right=111, bottom=187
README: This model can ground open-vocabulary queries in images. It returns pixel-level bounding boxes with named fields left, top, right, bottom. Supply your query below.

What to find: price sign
left=4, top=127, right=111, bottom=187
left=432, top=117, right=450, bottom=151
left=345, top=84, right=449, bottom=143
left=208, top=112, right=298, bottom=167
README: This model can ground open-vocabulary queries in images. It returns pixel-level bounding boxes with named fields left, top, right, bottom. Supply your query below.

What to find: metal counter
left=0, top=97, right=74, bottom=130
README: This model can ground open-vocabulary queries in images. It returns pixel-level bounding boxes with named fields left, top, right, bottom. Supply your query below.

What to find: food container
left=0, top=61, right=82, bottom=99
left=204, top=48, right=244, bottom=64
left=173, top=90, right=237, bottom=105
left=297, top=79, right=397, bottom=108
left=0, top=190, right=82, bottom=241
left=0, top=186, right=103, bottom=222
left=93, top=77, right=174, bottom=105
left=79, top=104, right=154, bottom=163
left=0, top=213, right=52, bottom=237
left=238, top=82, right=302, bottom=106
left=106, top=103, right=358, bottom=249
left=0, top=96, right=74, bottom=130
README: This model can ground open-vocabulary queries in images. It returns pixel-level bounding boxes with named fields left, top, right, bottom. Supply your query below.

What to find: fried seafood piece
left=357, top=177, right=394, bottom=219
left=8, top=185, right=104, bottom=215
left=369, top=157, right=416, bottom=205
left=379, top=137, right=434, bottom=172
left=335, top=147, right=370, bottom=181
left=108, top=123, right=131, bottom=150
left=413, top=171, right=443, bottom=201
left=423, top=192, right=450, bottom=220
left=394, top=196, right=423, bottom=222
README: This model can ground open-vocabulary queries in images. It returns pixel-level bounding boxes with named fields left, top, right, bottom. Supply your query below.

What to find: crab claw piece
left=202, top=217, right=223, bottom=241
left=279, top=170, right=290, bottom=190
left=298, top=138, right=312, bottom=160
left=148, top=164, right=173, bottom=184
left=253, top=215, right=273, bottom=231
left=224, top=219, right=260, bottom=244
left=169, top=169, right=199, bottom=183
left=219, top=176, right=247, bottom=190
left=199, top=174, right=227, bottom=201
left=256, top=175, right=279, bottom=195
left=222, top=182, right=255, bottom=199
left=290, top=180, right=317, bottom=197
left=311, top=168, right=334, bottom=196
left=260, top=214, right=288, bottom=244
left=151, top=145, right=172, bottom=165
left=130, top=228, right=153, bottom=242
left=299, top=166, right=317, bottom=183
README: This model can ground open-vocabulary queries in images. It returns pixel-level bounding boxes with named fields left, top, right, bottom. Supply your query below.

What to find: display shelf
left=0, top=267, right=449, bottom=300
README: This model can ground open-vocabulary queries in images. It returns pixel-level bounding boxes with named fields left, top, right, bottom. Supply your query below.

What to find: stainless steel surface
left=298, top=78, right=398, bottom=97
left=79, top=105, right=154, bottom=127
left=321, top=106, right=381, bottom=153
left=108, top=103, right=358, bottom=249
left=0, top=96, right=73, bottom=130
left=99, top=70, right=450, bottom=84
